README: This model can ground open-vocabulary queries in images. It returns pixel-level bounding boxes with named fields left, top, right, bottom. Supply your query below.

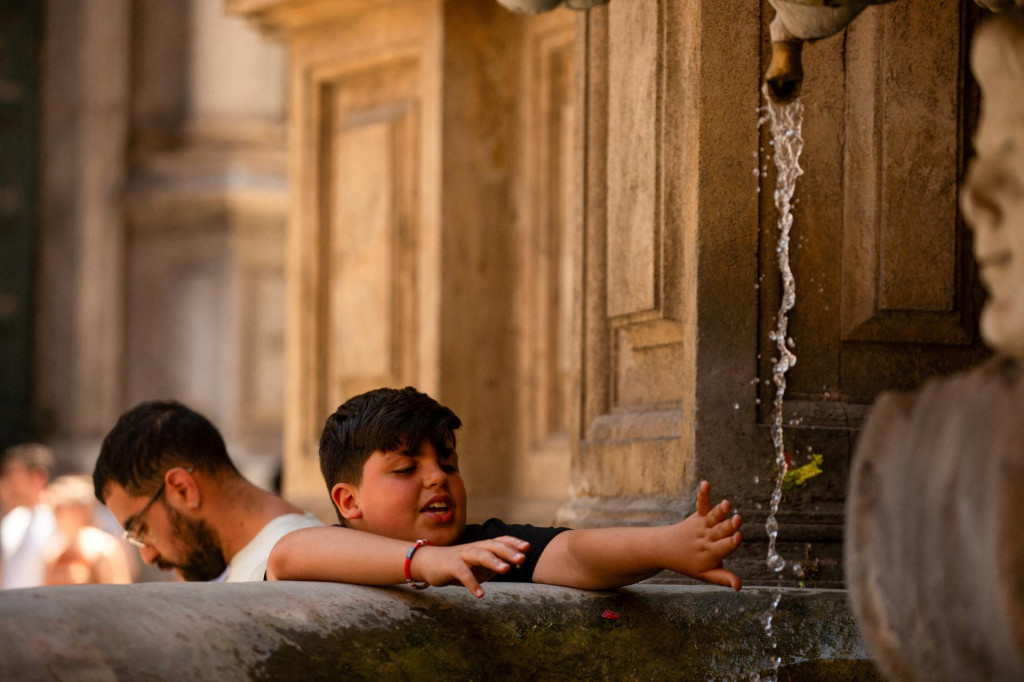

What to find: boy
left=267, top=387, right=743, bottom=596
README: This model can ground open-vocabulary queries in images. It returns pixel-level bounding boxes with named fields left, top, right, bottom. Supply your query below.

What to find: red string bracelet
left=404, top=539, right=434, bottom=589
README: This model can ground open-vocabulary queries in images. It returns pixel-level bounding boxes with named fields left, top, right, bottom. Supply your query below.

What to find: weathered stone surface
left=0, top=583, right=879, bottom=681
left=847, top=360, right=1024, bottom=682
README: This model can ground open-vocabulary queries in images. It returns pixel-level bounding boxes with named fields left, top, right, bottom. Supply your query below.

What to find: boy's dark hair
left=319, top=387, right=462, bottom=515
left=93, top=401, right=240, bottom=501
left=0, top=443, right=55, bottom=474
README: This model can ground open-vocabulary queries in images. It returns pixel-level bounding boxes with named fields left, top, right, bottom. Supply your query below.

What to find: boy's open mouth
left=421, top=495, right=454, bottom=523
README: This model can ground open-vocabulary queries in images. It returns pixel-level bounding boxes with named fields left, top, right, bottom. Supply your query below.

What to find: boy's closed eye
left=393, top=462, right=459, bottom=474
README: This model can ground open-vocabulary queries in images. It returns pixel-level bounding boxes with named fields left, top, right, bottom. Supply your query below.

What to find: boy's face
left=332, top=439, right=467, bottom=546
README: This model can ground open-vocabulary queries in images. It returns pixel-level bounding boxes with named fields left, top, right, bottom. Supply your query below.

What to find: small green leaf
left=782, top=453, right=823, bottom=491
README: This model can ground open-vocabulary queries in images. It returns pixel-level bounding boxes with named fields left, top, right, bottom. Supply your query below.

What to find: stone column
left=558, top=0, right=763, bottom=530
left=34, top=0, right=131, bottom=469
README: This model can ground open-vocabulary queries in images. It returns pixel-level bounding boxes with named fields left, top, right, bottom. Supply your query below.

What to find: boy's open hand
left=412, top=536, right=530, bottom=598
left=670, top=480, right=743, bottom=590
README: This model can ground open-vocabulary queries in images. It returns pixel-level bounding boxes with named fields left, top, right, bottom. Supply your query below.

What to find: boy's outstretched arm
left=532, top=481, right=743, bottom=591
left=266, top=525, right=530, bottom=597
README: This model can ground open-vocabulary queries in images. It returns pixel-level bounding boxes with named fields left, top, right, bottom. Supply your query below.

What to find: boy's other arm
left=266, top=526, right=530, bottom=597
left=531, top=481, right=743, bottom=591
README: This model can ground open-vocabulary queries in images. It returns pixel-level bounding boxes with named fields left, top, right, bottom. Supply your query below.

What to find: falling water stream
left=753, top=85, right=805, bottom=682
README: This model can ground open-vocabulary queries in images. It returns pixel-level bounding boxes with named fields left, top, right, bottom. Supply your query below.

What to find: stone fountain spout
left=766, top=0, right=899, bottom=102
left=495, top=0, right=609, bottom=14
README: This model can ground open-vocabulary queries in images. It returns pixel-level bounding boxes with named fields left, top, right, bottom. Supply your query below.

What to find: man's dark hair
left=319, top=387, right=462, bottom=517
left=0, top=443, right=54, bottom=474
left=93, top=401, right=240, bottom=501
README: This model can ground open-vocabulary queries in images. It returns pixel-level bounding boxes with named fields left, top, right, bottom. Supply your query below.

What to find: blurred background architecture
left=2, top=0, right=288, bottom=492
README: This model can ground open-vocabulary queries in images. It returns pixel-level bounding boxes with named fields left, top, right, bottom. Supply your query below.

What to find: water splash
left=754, top=83, right=805, bottom=682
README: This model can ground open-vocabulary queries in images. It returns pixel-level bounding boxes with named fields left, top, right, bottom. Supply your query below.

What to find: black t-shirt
left=458, top=518, right=570, bottom=583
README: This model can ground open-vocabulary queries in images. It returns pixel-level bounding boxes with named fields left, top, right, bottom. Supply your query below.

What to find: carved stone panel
left=567, top=0, right=702, bottom=524
left=321, top=62, right=420, bottom=413
left=606, top=0, right=659, bottom=320
left=265, top=1, right=442, bottom=508
left=126, top=229, right=228, bottom=421
left=842, top=0, right=977, bottom=346
left=515, top=11, right=576, bottom=517
left=237, top=234, right=288, bottom=436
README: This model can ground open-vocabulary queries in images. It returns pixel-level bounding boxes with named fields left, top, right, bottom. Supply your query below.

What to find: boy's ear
left=331, top=482, right=363, bottom=520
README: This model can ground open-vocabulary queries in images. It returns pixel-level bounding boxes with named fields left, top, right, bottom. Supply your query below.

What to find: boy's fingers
left=480, top=539, right=527, bottom=567
left=696, top=481, right=712, bottom=516
left=709, top=518, right=738, bottom=541
left=455, top=563, right=486, bottom=598
left=493, top=536, right=530, bottom=552
left=465, top=546, right=515, bottom=574
left=706, top=500, right=731, bottom=526
left=711, top=531, right=742, bottom=554
left=701, top=567, right=742, bottom=592
left=709, top=513, right=742, bottom=539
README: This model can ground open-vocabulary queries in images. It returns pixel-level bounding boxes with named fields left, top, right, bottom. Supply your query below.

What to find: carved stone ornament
left=768, top=0, right=898, bottom=42
left=963, top=12, right=1024, bottom=361
left=845, top=10, right=1024, bottom=682
left=974, top=0, right=1024, bottom=11
left=495, top=0, right=609, bottom=14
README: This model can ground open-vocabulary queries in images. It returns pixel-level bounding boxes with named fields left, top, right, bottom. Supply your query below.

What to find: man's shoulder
left=226, top=512, right=323, bottom=583
left=261, top=512, right=324, bottom=535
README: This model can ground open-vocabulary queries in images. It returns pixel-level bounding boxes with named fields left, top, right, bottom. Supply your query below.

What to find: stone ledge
left=0, top=583, right=881, bottom=681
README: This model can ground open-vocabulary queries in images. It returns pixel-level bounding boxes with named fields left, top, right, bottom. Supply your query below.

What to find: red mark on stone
left=601, top=609, right=620, bottom=620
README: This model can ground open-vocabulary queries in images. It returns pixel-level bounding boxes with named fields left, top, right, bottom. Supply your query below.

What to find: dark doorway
left=0, top=0, right=40, bottom=449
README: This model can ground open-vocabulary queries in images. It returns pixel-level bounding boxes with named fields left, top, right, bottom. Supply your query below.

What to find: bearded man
left=93, top=401, right=321, bottom=582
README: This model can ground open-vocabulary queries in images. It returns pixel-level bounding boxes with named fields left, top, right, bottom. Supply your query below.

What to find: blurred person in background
left=0, top=443, right=57, bottom=588
left=44, top=475, right=132, bottom=585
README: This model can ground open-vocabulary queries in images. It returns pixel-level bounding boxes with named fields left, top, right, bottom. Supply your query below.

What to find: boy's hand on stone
left=668, top=481, right=743, bottom=590
left=413, top=536, right=530, bottom=598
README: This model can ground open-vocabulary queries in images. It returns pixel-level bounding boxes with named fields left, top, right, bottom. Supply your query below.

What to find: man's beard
left=159, top=503, right=227, bottom=582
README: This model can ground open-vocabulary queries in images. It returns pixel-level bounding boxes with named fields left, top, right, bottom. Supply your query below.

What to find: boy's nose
left=422, top=461, right=448, bottom=488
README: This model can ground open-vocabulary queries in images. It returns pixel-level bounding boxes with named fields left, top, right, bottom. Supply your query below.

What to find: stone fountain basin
left=0, top=582, right=880, bottom=680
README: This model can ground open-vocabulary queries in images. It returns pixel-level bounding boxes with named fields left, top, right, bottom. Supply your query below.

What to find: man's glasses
left=122, top=466, right=193, bottom=549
